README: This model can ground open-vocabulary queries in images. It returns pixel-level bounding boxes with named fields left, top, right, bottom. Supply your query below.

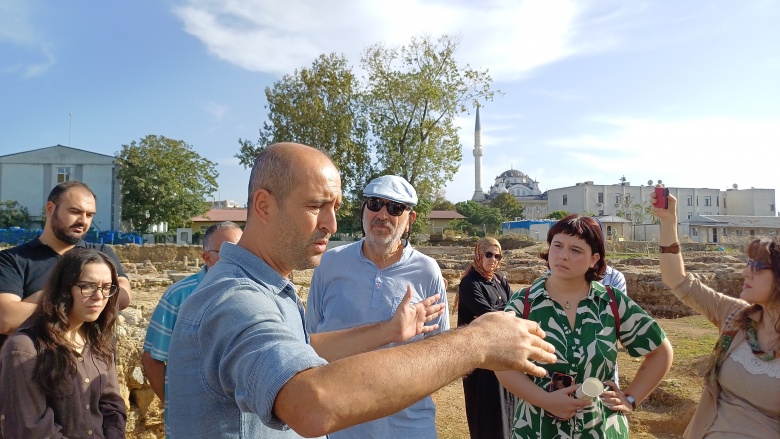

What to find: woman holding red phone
left=654, top=189, right=780, bottom=438
left=497, top=214, right=673, bottom=438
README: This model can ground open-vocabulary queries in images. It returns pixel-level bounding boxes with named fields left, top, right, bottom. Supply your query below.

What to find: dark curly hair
left=540, top=213, right=606, bottom=282
left=25, top=248, right=120, bottom=398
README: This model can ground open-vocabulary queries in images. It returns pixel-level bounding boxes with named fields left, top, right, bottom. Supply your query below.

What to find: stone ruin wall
left=110, top=244, right=747, bottom=438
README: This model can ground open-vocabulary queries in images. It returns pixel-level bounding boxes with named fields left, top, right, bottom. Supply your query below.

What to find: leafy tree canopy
left=489, top=192, right=524, bottom=221
left=455, top=200, right=502, bottom=236
left=0, top=200, right=29, bottom=228
left=116, top=135, right=218, bottom=233
left=547, top=210, right=569, bottom=220
left=237, top=34, right=497, bottom=231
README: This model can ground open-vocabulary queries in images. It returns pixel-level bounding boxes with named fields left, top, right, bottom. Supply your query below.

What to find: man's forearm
left=140, top=351, right=166, bottom=401
left=310, top=322, right=393, bottom=362
left=117, top=277, right=132, bottom=310
left=277, top=326, right=483, bottom=437
left=0, top=298, right=38, bottom=334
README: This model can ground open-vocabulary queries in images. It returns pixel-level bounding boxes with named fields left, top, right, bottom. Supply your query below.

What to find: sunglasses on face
left=365, top=197, right=409, bottom=217
left=746, top=258, right=770, bottom=272
left=485, top=251, right=502, bottom=261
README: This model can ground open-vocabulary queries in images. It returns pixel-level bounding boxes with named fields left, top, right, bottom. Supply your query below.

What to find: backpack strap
left=605, top=285, right=621, bottom=336
left=521, top=287, right=531, bottom=319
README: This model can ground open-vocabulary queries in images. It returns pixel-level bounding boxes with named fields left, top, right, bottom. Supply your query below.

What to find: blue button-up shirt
left=167, top=243, right=327, bottom=438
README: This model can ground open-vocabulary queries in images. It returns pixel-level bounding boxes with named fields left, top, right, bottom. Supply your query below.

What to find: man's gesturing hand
left=390, top=285, right=445, bottom=343
left=469, top=311, right=556, bottom=377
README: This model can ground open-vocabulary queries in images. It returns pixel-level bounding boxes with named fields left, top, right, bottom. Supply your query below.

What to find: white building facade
left=0, top=145, right=121, bottom=230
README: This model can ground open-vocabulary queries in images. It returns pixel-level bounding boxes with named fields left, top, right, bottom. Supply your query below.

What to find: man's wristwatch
left=625, top=395, right=637, bottom=411
left=659, top=242, right=680, bottom=254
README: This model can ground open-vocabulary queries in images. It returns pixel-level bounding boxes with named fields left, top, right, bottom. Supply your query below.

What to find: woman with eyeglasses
left=456, top=237, right=516, bottom=438
left=0, top=248, right=126, bottom=438
left=497, top=214, right=673, bottom=438
left=653, top=191, right=780, bottom=438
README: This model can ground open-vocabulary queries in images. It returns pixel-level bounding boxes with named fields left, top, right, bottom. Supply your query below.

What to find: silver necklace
left=547, top=280, right=589, bottom=310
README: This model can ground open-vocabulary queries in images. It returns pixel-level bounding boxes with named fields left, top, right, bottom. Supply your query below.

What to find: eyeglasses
left=74, top=282, right=119, bottom=298
left=485, top=251, right=503, bottom=261
left=365, top=197, right=409, bottom=217
left=745, top=259, right=770, bottom=272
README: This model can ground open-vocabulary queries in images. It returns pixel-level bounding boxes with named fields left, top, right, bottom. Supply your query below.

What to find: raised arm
left=276, top=311, right=556, bottom=437
left=651, top=191, right=687, bottom=288
left=309, top=285, right=444, bottom=361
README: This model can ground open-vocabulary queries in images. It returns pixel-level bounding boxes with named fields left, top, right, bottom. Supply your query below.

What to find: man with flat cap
left=306, top=175, right=449, bottom=439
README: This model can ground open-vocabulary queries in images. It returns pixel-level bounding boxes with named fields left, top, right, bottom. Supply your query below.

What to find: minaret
left=471, top=106, right=486, bottom=201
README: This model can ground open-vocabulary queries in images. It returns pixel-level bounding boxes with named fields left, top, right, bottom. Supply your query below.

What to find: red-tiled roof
left=191, top=208, right=248, bottom=223
left=428, top=210, right=465, bottom=220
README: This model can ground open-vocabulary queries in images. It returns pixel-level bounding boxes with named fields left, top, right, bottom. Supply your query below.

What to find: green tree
left=235, top=53, right=373, bottom=201
left=116, top=135, right=218, bottom=233
left=431, top=190, right=457, bottom=211
left=362, top=34, right=496, bottom=203
left=445, top=219, right=478, bottom=236
left=547, top=210, right=568, bottom=220
left=618, top=203, right=656, bottom=225
left=0, top=200, right=29, bottom=228
left=455, top=200, right=503, bottom=236
left=490, top=192, right=524, bottom=221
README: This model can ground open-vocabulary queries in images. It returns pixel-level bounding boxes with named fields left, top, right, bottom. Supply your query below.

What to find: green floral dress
left=504, top=275, right=667, bottom=439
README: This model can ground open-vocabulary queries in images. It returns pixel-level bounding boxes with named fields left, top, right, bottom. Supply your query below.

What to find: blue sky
left=1, top=0, right=778, bottom=209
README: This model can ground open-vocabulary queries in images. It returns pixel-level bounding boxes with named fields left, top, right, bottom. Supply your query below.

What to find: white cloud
left=172, top=0, right=632, bottom=80
left=201, top=101, right=228, bottom=120
left=22, top=44, right=55, bottom=77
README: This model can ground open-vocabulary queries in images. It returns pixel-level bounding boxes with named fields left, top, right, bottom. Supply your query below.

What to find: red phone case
left=653, top=187, right=669, bottom=208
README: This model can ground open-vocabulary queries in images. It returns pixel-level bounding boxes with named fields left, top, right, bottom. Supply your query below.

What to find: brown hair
left=26, top=248, right=120, bottom=397
left=540, top=213, right=606, bottom=282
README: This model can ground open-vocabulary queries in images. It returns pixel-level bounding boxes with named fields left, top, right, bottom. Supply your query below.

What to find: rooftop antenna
left=68, top=113, right=72, bottom=147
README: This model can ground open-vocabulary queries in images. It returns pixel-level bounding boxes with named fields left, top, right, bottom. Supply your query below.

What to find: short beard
left=53, top=226, right=83, bottom=245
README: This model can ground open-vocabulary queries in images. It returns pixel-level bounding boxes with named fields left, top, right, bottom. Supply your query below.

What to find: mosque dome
left=498, top=169, right=527, bottom=179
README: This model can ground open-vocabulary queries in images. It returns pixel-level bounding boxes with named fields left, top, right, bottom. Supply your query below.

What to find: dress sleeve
left=458, top=274, right=502, bottom=318
left=99, top=354, right=127, bottom=439
left=616, top=293, right=667, bottom=358
left=670, top=273, right=746, bottom=328
left=0, top=334, right=66, bottom=439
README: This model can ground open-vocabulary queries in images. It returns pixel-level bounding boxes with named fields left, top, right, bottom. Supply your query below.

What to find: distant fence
left=0, top=227, right=143, bottom=246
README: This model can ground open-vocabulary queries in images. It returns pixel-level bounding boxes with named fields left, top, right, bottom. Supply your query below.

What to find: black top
left=457, top=269, right=511, bottom=327
left=0, top=238, right=127, bottom=345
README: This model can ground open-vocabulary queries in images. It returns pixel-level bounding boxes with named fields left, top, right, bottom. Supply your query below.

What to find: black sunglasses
left=485, top=251, right=502, bottom=261
left=746, top=258, right=770, bottom=272
left=365, top=197, right=409, bottom=217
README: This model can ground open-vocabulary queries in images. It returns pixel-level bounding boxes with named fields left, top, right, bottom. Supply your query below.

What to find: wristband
left=659, top=242, right=680, bottom=254
left=625, top=395, right=637, bottom=411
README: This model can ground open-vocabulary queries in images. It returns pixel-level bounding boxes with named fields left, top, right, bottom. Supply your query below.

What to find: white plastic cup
left=575, top=378, right=605, bottom=400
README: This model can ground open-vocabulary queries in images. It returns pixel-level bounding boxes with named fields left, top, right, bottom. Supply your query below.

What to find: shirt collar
left=217, top=242, right=294, bottom=295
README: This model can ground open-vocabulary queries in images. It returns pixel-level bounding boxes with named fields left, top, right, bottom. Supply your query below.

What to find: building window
left=598, top=210, right=604, bottom=216
left=615, top=194, right=621, bottom=205
left=704, top=196, right=712, bottom=206
left=687, top=195, right=693, bottom=206
left=624, top=195, right=631, bottom=204
left=687, top=212, right=692, bottom=219
left=598, top=192, right=604, bottom=203
left=736, top=230, right=743, bottom=237
left=57, top=167, right=72, bottom=183
left=750, top=230, right=755, bottom=236
left=717, top=196, right=719, bottom=207
left=562, top=195, right=568, bottom=206
left=692, top=228, right=698, bottom=237
left=722, top=228, right=728, bottom=236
